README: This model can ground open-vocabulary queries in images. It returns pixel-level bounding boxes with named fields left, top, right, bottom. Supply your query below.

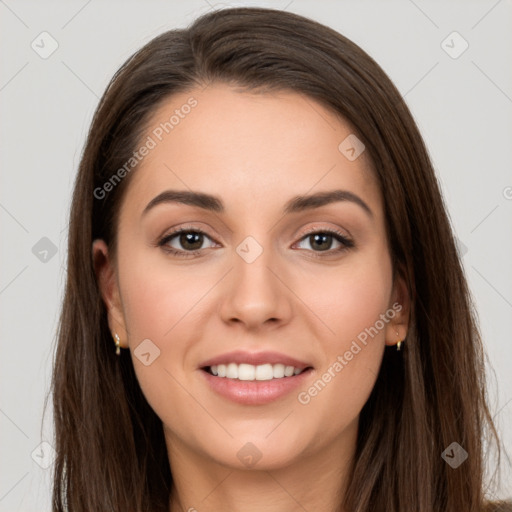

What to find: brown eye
left=158, top=228, right=217, bottom=257
left=177, top=232, right=204, bottom=251
left=295, top=229, right=354, bottom=255
left=308, top=233, right=334, bottom=251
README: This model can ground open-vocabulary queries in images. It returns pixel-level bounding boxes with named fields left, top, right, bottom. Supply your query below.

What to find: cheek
left=116, top=247, right=211, bottom=419
left=117, top=244, right=213, bottom=342
left=303, top=245, right=393, bottom=347
left=293, top=247, right=392, bottom=427
left=116, top=244, right=224, bottom=400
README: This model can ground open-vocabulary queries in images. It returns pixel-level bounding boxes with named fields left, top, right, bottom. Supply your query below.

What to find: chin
left=202, top=432, right=309, bottom=471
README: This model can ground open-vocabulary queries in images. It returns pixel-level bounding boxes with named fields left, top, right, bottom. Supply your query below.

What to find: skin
left=93, top=83, right=410, bottom=512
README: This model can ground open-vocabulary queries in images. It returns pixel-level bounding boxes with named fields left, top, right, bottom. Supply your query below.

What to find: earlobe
left=91, top=239, right=128, bottom=347
left=385, top=271, right=411, bottom=348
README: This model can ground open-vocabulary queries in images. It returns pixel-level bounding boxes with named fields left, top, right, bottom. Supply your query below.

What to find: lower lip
left=200, top=368, right=314, bottom=405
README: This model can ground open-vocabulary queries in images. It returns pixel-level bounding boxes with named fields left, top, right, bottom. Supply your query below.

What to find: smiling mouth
left=202, top=363, right=314, bottom=381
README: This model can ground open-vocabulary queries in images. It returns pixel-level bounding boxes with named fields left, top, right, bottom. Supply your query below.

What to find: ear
left=384, top=268, right=411, bottom=347
left=92, top=239, right=128, bottom=349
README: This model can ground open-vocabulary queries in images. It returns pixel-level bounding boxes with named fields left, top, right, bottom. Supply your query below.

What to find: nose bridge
left=219, top=234, right=292, bottom=328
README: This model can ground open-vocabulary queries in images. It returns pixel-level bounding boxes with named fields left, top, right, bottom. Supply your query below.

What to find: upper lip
left=200, top=350, right=313, bottom=370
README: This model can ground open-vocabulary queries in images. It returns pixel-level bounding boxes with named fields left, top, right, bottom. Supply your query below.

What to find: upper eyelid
left=298, top=225, right=350, bottom=238
left=160, top=225, right=351, bottom=247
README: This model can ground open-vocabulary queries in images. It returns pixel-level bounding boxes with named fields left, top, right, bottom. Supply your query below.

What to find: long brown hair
left=50, top=7, right=507, bottom=511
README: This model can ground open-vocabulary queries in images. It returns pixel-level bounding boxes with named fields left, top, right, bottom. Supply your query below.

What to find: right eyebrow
left=142, top=190, right=224, bottom=217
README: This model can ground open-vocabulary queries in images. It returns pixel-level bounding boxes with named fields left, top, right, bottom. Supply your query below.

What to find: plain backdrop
left=1, top=0, right=511, bottom=509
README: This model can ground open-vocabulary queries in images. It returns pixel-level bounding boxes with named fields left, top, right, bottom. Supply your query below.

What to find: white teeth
left=239, top=363, right=256, bottom=380
left=255, top=364, right=273, bottom=380
left=284, top=365, right=295, bottom=377
left=208, top=363, right=307, bottom=380
left=273, top=364, right=285, bottom=378
left=226, top=363, right=238, bottom=379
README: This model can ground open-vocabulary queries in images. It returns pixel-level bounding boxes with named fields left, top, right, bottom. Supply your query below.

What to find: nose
left=218, top=242, right=293, bottom=331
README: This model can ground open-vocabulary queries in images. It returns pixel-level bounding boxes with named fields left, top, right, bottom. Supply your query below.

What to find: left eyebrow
left=141, top=188, right=373, bottom=218
left=283, top=190, right=373, bottom=218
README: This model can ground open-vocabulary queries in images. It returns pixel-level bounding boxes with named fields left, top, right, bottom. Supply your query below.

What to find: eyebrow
left=142, top=189, right=373, bottom=218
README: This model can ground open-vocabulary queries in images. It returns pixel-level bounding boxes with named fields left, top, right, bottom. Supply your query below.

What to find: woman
left=50, top=7, right=510, bottom=511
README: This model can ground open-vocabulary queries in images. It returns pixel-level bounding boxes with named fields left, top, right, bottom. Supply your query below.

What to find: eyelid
left=296, top=224, right=351, bottom=239
left=158, top=224, right=219, bottom=249
left=158, top=223, right=217, bottom=242
left=158, top=223, right=354, bottom=257
left=292, top=225, right=354, bottom=252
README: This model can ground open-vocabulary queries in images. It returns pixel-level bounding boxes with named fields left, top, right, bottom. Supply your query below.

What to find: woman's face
left=94, top=83, right=408, bottom=471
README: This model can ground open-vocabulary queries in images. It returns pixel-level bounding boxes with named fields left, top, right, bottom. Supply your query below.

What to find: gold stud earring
left=114, top=333, right=121, bottom=356
left=396, top=330, right=402, bottom=351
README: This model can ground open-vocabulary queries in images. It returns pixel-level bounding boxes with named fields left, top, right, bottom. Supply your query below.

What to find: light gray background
left=1, top=0, right=511, bottom=509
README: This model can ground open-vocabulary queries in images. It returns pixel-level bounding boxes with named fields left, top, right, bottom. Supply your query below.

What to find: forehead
left=122, top=83, right=381, bottom=217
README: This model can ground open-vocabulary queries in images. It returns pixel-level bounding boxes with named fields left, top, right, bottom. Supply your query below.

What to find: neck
left=166, top=420, right=357, bottom=512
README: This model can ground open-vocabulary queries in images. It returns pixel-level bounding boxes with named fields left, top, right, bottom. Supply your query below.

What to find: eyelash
left=157, top=226, right=355, bottom=259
